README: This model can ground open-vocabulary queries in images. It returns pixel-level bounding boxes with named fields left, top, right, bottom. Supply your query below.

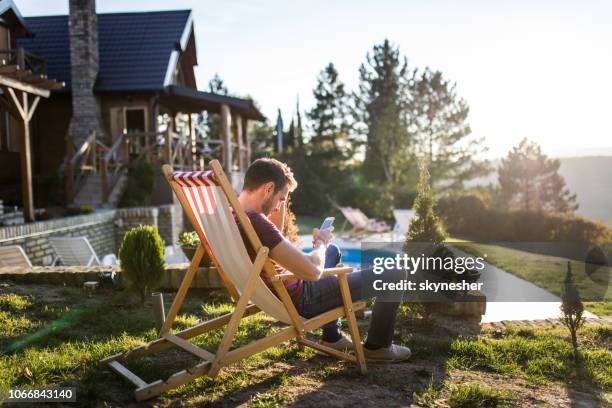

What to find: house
left=1, top=0, right=263, bottom=221
left=0, top=0, right=63, bottom=222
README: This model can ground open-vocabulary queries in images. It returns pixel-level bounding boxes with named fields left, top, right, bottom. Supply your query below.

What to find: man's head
left=242, top=158, right=297, bottom=214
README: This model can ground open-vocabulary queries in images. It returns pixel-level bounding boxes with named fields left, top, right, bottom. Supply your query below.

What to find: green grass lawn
left=1, top=284, right=610, bottom=407
left=451, top=239, right=611, bottom=317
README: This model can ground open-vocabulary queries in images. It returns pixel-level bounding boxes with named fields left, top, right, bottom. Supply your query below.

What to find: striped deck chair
left=0, top=245, right=32, bottom=267
left=101, top=160, right=367, bottom=401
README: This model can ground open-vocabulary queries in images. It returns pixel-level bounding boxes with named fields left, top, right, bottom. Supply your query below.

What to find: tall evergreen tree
left=354, top=39, right=413, bottom=184
left=295, top=96, right=303, bottom=147
left=408, top=68, right=490, bottom=190
left=285, top=119, right=295, bottom=151
left=274, top=109, right=284, bottom=153
left=308, top=63, right=354, bottom=168
left=498, top=138, right=578, bottom=213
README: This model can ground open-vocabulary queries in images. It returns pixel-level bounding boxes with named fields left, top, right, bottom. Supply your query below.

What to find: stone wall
left=0, top=211, right=116, bottom=265
left=115, top=207, right=158, bottom=245
left=0, top=203, right=184, bottom=266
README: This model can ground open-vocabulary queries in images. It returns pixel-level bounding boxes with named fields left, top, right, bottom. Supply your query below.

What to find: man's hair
left=243, top=158, right=297, bottom=193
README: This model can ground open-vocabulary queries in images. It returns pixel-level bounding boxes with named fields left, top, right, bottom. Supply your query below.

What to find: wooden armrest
left=272, top=267, right=354, bottom=281
left=320, top=267, right=353, bottom=277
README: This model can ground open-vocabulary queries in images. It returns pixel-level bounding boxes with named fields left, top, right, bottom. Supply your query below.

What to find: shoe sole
left=364, top=352, right=412, bottom=363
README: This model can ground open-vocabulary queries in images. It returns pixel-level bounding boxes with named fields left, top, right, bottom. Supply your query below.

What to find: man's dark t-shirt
left=235, top=211, right=304, bottom=300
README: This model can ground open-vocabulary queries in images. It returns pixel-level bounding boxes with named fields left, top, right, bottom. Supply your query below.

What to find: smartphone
left=319, top=216, right=335, bottom=231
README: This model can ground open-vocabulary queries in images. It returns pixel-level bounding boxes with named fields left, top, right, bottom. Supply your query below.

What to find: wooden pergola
left=0, top=60, right=64, bottom=222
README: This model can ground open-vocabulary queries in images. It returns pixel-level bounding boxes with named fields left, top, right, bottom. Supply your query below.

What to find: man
left=236, top=158, right=410, bottom=362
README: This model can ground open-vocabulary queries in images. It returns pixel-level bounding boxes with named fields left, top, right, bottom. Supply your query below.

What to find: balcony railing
left=0, top=48, right=47, bottom=75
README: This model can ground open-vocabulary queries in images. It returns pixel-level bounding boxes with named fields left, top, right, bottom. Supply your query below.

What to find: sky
left=16, top=0, right=612, bottom=158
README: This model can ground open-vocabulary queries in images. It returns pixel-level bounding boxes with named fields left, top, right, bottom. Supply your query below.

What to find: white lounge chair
left=0, top=245, right=32, bottom=267
left=48, top=236, right=117, bottom=266
left=391, top=208, right=414, bottom=240
left=351, top=208, right=390, bottom=233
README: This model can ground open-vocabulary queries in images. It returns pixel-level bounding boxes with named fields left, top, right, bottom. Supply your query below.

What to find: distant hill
left=466, top=156, right=612, bottom=225
left=557, top=156, right=612, bottom=225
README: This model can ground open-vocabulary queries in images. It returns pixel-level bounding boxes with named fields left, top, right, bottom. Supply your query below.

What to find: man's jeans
left=293, top=244, right=405, bottom=349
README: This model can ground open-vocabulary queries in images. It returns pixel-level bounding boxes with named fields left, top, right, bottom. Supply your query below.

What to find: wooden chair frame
left=101, top=160, right=367, bottom=401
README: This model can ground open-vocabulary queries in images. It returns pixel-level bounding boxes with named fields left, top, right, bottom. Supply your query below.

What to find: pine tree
left=295, top=96, right=303, bottom=147
left=498, top=138, right=578, bottom=213
left=354, top=39, right=414, bottom=184
left=408, top=68, right=490, bottom=190
left=274, top=109, right=284, bottom=153
left=404, top=165, right=447, bottom=247
left=308, top=62, right=354, bottom=168
left=560, top=262, right=585, bottom=362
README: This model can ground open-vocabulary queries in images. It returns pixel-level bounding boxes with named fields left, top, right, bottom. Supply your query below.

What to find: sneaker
left=363, top=344, right=411, bottom=362
left=319, top=333, right=355, bottom=352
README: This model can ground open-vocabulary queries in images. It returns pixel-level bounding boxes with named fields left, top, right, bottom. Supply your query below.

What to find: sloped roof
left=17, top=9, right=192, bottom=91
left=0, top=0, right=32, bottom=36
left=161, top=85, right=265, bottom=121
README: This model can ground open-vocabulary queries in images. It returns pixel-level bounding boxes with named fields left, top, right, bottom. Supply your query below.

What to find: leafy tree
left=560, top=261, right=585, bottom=362
left=404, top=165, right=447, bottom=247
left=408, top=68, right=490, bottom=190
left=249, top=121, right=275, bottom=160
left=354, top=39, right=414, bottom=184
left=498, top=138, right=578, bottom=213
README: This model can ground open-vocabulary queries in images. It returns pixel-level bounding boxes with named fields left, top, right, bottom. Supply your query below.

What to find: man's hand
left=312, top=227, right=333, bottom=247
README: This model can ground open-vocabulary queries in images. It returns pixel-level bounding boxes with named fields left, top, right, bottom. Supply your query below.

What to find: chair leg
left=337, top=274, right=367, bottom=374
left=208, top=247, right=268, bottom=377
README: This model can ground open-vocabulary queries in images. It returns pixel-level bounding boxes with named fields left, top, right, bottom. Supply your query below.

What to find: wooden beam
left=7, top=87, right=26, bottom=120
left=108, top=361, right=148, bottom=389
left=161, top=332, right=215, bottom=361
left=0, top=65, right=19, bottom=74
left=234, top=113, right=244, bottom=171
left=27, top=96, right=40, bottom=122
left=0, top=74, right=50, bottom=98
left=243, top=117, right=251, bottom=166
left=18, top=109, right=34, bottom=222
left=220, top=104, right=231, bottom=173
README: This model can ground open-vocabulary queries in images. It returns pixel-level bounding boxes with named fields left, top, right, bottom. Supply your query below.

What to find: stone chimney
left=67, top=0, right=106, bottom=147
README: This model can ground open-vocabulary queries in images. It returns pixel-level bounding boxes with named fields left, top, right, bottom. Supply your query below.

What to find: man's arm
left=270, top=239, right=323, bottom=281
left=269, top=228, right=331, bottom=281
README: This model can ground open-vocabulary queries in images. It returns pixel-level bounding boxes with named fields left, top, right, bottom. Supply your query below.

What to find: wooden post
left=220, top=104, right=231, bottom=173
left=188, top=113, right=195, bottom=170
left=234, top=113, right=243, bottom=171
left=165, top=128, right=172, bottom=165
left=19, top=111, right=34, bottom=222
left=243, top=117, right=251, bottom=166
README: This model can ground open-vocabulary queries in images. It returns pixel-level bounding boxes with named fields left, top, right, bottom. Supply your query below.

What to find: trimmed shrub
left=439, top=193, right=611, bottom=244
left=118, top=225, right=165, bottom=304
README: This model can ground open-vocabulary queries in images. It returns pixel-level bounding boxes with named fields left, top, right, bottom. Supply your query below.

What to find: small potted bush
left=119, top=225, right=166, bottom=305
left=178, top=231, right=212, bottom=267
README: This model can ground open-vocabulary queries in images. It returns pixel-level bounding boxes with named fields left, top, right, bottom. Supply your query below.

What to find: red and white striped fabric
left=170, top=170, right=293, bottom=324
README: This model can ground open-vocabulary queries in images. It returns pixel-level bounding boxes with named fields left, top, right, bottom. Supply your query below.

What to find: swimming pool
left=302, top=246, right=396, bottom=270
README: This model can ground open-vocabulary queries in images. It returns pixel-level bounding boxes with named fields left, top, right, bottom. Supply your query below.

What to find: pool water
left=302, top=247, right=371, bottom=270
